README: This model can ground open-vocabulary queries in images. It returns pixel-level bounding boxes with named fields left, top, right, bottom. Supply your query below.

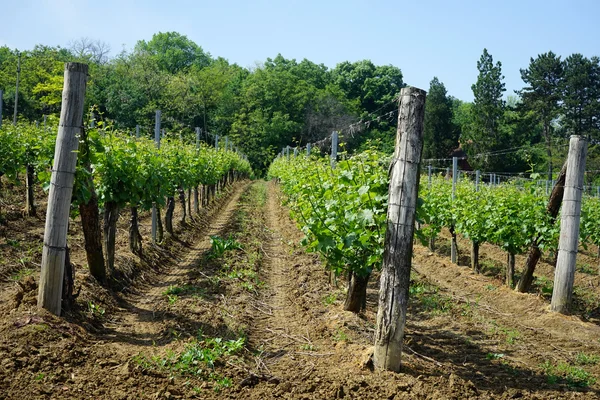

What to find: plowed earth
left=0, top=180, right=599, bottom=399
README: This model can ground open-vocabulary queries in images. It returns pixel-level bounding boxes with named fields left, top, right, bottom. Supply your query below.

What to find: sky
left=1, top=0, right=598, bottom=101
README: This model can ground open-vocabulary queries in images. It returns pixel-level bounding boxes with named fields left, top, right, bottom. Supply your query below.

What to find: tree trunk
left=506, top=252, right=515, bottom=287
left=343, top=272, right=370, bottom=313
left=79, top=193, right=105, bottom=282
left=428, top=236, right=435, bottom=252
left=187, top=188, right=192, bottom=216
left=165, top=196, right=175, bottom=234
left=129, top=206, right=142, bottom=256
left=156, top=207, right=163, bottom=243
left=450, top=226, right=458, bottom=264
left=61, top=244, right=75, bottom=310
left=471, top=241, right=480, bottom=273
left=25, top=164, right=36, bottom=216
left=103, top=201, right=119, bottom=276
left=178, top=186, right=186, bottom=223
left=516, top=161, right=567, bottom=292
left=193, top=186, right=200, bottom=214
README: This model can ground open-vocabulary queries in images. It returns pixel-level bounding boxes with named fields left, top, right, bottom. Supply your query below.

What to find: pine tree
left=518, top=52, right=563, bottom=180
left=423, top=77, right=458, bottom=160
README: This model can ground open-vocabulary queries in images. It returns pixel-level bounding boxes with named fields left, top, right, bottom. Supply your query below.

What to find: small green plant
left=575, top=352, right=600, bottom=366
left=541, top=360, right=597, bottom=388
left=34, top=373, right=45, bottom=381
left=167, top=294, right=178, bottom=305
left=485, top=284, right=497, bottom=291
left=10, top=267, right=33, bottom=281
left=536, top=276, right=553, bottom=296
left=6, top=238, right=20, bottom=248
left=410, top=281, right=452, bottom=314
left=333, top=328, right=348, bottom=342
left=322, top=292, right=338, bottom=306
left=577, top=263, right=598, bottom=275
left=209, top=235, right=242, bottom=259
left=87, top=301, right=105, bottom=317
left=486, top=352, right=504, bottom=360
left=300, top=343, right=316, bottom=351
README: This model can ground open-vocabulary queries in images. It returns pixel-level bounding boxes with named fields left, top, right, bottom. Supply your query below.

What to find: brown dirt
left=0, top=180, right=599, bottom=399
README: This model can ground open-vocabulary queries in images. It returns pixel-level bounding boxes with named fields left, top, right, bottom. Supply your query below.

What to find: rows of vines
left=0, top=120, right=252, bottom=282
left=269, top=152, right=600, bottom=311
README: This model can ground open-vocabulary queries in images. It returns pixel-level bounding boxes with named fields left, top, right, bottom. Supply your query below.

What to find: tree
left=69, top=37, right=111, bottom=64
left=422, top=77, right=459, bottom=160
left=518, top=52, right=564, bottom=180
left=562, top=54, right=600, bottom=139
left=134, top=32, right=211, bottom=74
left=464, top=49, right=506, bottom=170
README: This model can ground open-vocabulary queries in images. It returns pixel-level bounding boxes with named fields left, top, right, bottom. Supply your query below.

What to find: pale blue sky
left=2, top=0, right=598, bottom=101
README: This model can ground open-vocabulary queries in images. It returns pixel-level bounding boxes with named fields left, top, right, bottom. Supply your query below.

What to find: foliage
left=269, top=150, right=388, bottom=280
left=423, top=77, right=459, bottom=160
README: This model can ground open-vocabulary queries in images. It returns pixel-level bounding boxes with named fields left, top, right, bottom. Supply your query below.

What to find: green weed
left=209, top=235, right=242, bottom=259
left=575, top=352, right=600, bottom=366
left=541, top=360, right=596, bottom=388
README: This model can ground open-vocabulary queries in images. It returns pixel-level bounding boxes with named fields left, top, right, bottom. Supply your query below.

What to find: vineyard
left=0, top=69, right=600, bottom=399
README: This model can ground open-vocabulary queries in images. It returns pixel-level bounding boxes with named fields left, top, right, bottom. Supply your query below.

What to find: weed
left=535, top=276, right=553, bottom=296
left=10, top=267, right=33, bottom=281
left=301, top=343, right=316, bottom=351
left=486, top=352, right=504, bottom=360
left=333, top=328, right=348, bottom=342
left=6, top=238, right=20, bottom=248
left=167, top=294, right=178, bottom=305
left=209, top=235, right=242, bottom=259
left=410, top=281, right=452, bottom=314
left=87, top=301, right=105, bottom=318
left=485, top=284, right=497, bottom=291
left=323, top=292, right=338, bottom=306
left=577, top=263, right=598, bottom=275
left=575, top=352, right=600, bottom=366
left=163, top=285, right=206, bottom=299
left=541, top=360, right=596, bottom=388
left=34, top=373, right=45, bottom=381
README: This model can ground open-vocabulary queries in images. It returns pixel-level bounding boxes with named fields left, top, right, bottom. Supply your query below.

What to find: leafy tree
left=134, top=32, right=211, bottom=74
left=518, top=52, right=564, bottom=180
left=423, top=77, right=459, bottom=160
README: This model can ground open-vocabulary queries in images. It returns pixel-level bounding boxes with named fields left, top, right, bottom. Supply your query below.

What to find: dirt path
left=100, top=183, right=249, bottom=353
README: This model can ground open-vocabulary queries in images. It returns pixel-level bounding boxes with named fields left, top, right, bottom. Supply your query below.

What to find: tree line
left=1, top=34, right=598, bottom=176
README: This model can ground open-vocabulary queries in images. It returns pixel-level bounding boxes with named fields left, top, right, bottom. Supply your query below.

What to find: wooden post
left=151, top=110, right=161, bottom=244
left=37, top=63, right=88, bottom=316
left=427, top=164, right=432, bottom=187
left=294, top=147, right=298, bottom=158
left=215, top=134, right=219, bottom=150
left=307, top=143, right=311, bottom=155
left=451, top=156, right=458, bottom=264
left=551, top=136, right=587, bottom=313
left=374, top=86, right=426, bottom=372
left=136, top=125, right=140, bottom=138
left=13, top=52, right=21, bottom=125
left=225, top=136, right=229, bottom=151
left=331, top=131, right=338, bottom=169
left=475, top=170, right=480, bottom=192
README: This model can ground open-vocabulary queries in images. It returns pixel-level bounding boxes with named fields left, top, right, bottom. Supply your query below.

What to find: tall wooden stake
left=374, top=86, right=426, bottom=372
left=551, top=136, right=587, bottom=313
left=331, top=131, right=338, bottom=169
left=38, top=63, right=88, bottom=316
left=151, top=110, right=161, bottom=244
left=451, top=156, right=458, bottom=264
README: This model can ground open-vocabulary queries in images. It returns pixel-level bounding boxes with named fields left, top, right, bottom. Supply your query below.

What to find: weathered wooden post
left=306, top=143, right=311, bottom=156
left=475, top=170, right=480, bottom=192
left=215, top=134, right=219, bottom=150
left=451, top=156, right=458, bottom=264
left=37, top=63, right=88, bottom=316
left=294, top=147, right=298, bottom=158
left=551, top=136, right=587, bottom=313
left=331, top=131, right=338, bottom=169
left=151, top=110, right=161, bottom=244
left=13, top=52, right=21, bottom=125
left=374, top=86, right=426, bottom=372
left=136, top=125, right=140, bottom=138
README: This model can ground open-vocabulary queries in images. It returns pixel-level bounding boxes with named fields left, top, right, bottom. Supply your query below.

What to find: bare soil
left=0, top=180, right=599, bottom=399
